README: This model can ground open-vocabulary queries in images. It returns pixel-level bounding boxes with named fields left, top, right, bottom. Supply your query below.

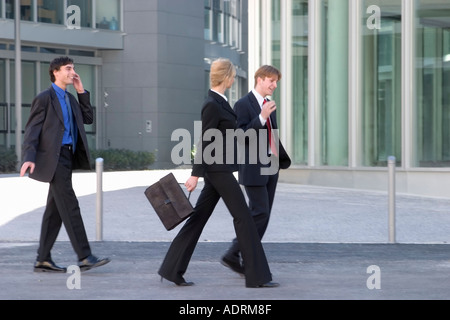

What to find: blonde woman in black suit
left=158, top=58, right=278, bottom=288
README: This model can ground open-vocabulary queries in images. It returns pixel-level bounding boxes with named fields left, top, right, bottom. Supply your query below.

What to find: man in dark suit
left=221, top=65, right=291, bottom=275
left=20, top=56, right=110, bottom=273
left=159, top=58, right=278, bottom=288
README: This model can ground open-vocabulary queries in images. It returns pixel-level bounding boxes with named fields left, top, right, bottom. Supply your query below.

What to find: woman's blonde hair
left=210, top=58, right=236, bottom=88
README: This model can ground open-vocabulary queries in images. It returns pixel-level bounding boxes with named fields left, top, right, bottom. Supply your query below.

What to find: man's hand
left=73, top=73, right=85, bottom=94
left=20, top=161, right=35, bottom=177
left=261, top=100, right=277, bottom=121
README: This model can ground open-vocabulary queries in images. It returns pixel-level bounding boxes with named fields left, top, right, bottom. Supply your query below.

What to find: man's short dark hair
left=49, top=56, right=74, bottom=83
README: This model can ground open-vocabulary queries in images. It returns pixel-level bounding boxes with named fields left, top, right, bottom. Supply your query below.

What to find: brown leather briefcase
left=144, top=173, right=194, bottom=231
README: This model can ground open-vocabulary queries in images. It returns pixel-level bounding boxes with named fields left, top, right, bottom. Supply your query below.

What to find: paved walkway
left=0, top=169, right=449, bottom=302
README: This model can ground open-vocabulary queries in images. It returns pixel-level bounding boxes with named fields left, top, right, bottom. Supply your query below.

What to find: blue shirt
left=52, top=83, right=75, bottom=146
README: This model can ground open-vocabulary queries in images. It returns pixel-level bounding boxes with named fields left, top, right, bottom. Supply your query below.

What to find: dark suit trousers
left=37, top=146, right=91, bottom=262
left=227, top=172, right=279, bottom=255
left=158, top=171, right=272, bottom=287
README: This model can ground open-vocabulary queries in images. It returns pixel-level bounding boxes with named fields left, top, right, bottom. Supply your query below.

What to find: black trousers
left=227, top=172, right=279, bottom=256
left=158, top=171, right=272, bottom=287
left=37, top=146, right=91, bottom=262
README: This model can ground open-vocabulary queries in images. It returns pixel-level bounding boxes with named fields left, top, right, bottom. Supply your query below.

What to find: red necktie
left=263, top=99, right=278, bottom=157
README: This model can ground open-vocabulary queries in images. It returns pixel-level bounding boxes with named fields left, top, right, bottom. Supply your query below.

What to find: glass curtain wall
left=292, top=0, right=308, bottom=164
left=268, top=0, right=308, bottom=165
left=271, top=0, right=281, bottom=102
left=321, top=0, right=349, bottom=166
left=362, top=0, right=402, bottom=167
left=260, top=0, right=309, bottom=165
left=415, top=0, right=450, bottom=167
left=253, top=0, right=450, bottom=172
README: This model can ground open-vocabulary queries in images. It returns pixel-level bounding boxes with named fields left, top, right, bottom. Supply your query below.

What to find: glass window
left=22, top=45, right=37, bottom=52
left=0, top=60, right=6, bottom=136
left=22, top=61, right=36, bottom=104
left=223, top=0, right=230, bottom=45
left=212, top=0, right=223, bottom=42
left=69, top=49, right=95, bottom=57
left=361, top=0, right=402, bottom=167
left=9, top=61, right=35, bottom=105
left=68, top=0, right=93, bottom=28
left=292, top=0, right=308, bottom=165
left=10, top=61, right=35, bottom=137
left=0, top=60, right=5, bottom=104
left=40, top=47, right=66, bottom=55
left=321, top=0, right=349, bottom=166
left=20, top=0, right=34, bottom=21
left=96, top=0, right=120, bottom=30
left=5, top=0, right=14, bottom=19
left=205, top=0, right=241, bottom=48
left=204, top=6, right=212, bottom=40
left=38, top=0, right=64, bottom=24
left=227, top=76, right=240, bottom=106
left=415, top=0, right=450, bottom=167
left=270, top=0, right=281, bottom=106
left=231, top=0, right=241, bottom=48
left=40, top=62, right=51, bottom=90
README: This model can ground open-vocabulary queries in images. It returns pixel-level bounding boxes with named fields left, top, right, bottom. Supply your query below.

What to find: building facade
left=0, top=0, right=247, bottom=168
left=1, top=0, right=450, bottom=197
left=250, top=0, right=450, bottom=197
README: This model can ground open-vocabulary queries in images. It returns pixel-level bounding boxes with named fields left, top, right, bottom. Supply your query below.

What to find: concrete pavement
left=0, top=169, right=449, bottom=302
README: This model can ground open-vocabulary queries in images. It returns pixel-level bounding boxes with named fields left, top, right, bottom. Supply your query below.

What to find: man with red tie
left=221, top=65, right=291, bottom=275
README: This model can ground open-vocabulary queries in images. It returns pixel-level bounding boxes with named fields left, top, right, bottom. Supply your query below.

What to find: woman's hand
left=185, top=176, right=199, bottom=192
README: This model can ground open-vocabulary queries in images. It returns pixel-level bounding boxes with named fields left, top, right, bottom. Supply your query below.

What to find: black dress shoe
left=160, top=276, right=194, bottom=286
left=221, top=255, right=245, bottom=276
left=78, top=255, right=110, bottom=272
left=246, top=281, right=280, bottom=288
left=175, top=280, right=195, bottom=287
left=34, top=260, right=67, bottom=273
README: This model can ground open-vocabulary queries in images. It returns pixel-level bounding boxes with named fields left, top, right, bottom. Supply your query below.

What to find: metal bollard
left=96, top=158, right=104, bottom=241
left=388, top=156, right=396, bottom=243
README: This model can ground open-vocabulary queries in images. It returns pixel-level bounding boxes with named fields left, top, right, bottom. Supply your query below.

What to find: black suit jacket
left=233, top=91, right=291, bottom=186
left=22, top=86, right=94, bottom=182
left=192, top=90, right=238, bottom=177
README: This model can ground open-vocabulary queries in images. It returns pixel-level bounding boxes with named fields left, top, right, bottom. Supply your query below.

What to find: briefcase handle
left=178, top=183, right=192, bottom=201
